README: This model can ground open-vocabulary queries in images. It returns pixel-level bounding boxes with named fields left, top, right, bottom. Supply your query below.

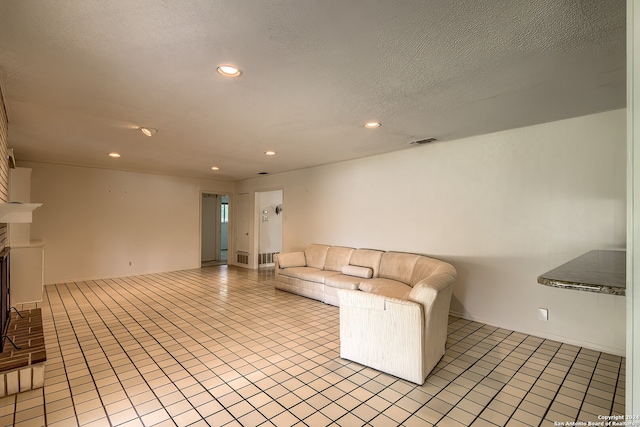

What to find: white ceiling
left=0, top=0, right=626, bottom=182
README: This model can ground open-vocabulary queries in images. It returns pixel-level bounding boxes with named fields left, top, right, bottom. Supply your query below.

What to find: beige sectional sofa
left=274, top=244, right=382, bottom=306
left=274, top=244, right=457, bottom=384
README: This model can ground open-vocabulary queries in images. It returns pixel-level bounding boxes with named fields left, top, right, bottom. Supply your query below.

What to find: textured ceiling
left=0, top=0, right=626, bottom=181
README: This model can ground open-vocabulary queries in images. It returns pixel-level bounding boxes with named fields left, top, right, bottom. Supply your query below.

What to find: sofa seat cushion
left=281, top=267, right=341, bottom=283
left=325, top=275, right=362, bottom=290
left=358, top=278, right=412, bottom=299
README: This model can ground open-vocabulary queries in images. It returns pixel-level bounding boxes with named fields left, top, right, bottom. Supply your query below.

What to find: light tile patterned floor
left=2, top=266, right=625, bottom=427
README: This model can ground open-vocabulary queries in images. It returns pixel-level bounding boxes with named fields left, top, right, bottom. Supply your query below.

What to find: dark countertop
left=537, top=250, right=626, bottom=296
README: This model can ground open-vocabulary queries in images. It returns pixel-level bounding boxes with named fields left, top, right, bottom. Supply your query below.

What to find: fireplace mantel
left=0, top=203, right=42, bottom=223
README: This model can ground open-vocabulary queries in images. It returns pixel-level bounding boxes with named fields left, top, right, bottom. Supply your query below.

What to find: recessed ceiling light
left=264, top=151, right=276, bottom=156
left=217, top=64, right=242, bottom=77
left=364, top=122, right=381, bottom=129
left=139, top=127, right=157, bottom=137
left=108, top=152, right=121, bottom=158
left=211, top=166, right=220, bottom=171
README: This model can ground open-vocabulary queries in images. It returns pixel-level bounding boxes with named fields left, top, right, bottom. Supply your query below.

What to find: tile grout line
left=81, top=277, right=231, bottom=425
left=402, top=329, right=536, bottom=425
left=539, top=347, right=599, bottom=425
left=455, top=333, right=552, bottom=426
left=43, top=283, right=91, bottom=427
left=109, top=270, right=331, bottom=425
left=23, top=266, right=625, bottom=427
left=609, top=358, right=624, bottom=416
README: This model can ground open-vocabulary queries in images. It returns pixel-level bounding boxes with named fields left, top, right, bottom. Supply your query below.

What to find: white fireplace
left=7, top=167, right=44, bottom=305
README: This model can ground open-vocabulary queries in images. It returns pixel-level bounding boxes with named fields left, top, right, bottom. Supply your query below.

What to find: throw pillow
left=342, top=265, right=373, bottom=279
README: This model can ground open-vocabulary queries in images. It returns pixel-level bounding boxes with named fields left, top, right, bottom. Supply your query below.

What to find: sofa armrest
left=338, top=289, right=426, bottom=384
left=407, top=273, right=455, bottom=373
left=338, top=273, right=455, bottom=384
left=408, top=273, right=455, bottom=306
left=274, top=252, right=306, bottom=279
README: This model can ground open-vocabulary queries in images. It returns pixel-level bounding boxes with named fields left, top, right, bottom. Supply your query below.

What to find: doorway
left=201, top=193, right=229, bottom=267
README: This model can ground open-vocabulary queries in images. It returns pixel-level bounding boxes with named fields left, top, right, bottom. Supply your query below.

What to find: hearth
left=0, top=247, right=47, bottom=396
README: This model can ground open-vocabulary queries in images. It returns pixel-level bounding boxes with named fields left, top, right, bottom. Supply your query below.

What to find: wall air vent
left=259, top=252, right=279, bottom=265
left=236, top=252, right=249, bottom=265
left=409, top=138, right=437, bottom=145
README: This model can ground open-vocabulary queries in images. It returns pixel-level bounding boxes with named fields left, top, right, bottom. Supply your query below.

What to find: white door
left=201, top=194, right=218, bottom=262
left=236, top=193, right=251, bottom=256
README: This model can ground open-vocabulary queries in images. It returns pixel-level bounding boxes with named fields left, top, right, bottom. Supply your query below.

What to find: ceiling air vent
left=410, top=138, right=437, bottom=145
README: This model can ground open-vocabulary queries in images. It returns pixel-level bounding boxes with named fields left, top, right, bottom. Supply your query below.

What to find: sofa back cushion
left=409, top=256, right=457, bottom=286
left=379, top=252, right=420, bottom=285
left=324, top=246, right=355, bottom=272
left=349, top=249, right=384, bottom=278
left=304, top=244, right=331, bottom=269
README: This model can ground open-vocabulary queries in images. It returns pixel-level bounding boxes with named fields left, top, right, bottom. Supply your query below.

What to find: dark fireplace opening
left=0, top=247, right=10, bottom=353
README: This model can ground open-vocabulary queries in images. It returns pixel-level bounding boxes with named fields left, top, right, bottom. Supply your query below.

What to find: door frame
left=199, top=191, right=229, bottom=265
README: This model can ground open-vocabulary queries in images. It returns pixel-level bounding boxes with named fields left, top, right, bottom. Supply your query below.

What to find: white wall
left=258, top=190, right=283, bottom=256
left=237, top=109, right=627, bottom=355
left=25, top=162, right=235, bottom=284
